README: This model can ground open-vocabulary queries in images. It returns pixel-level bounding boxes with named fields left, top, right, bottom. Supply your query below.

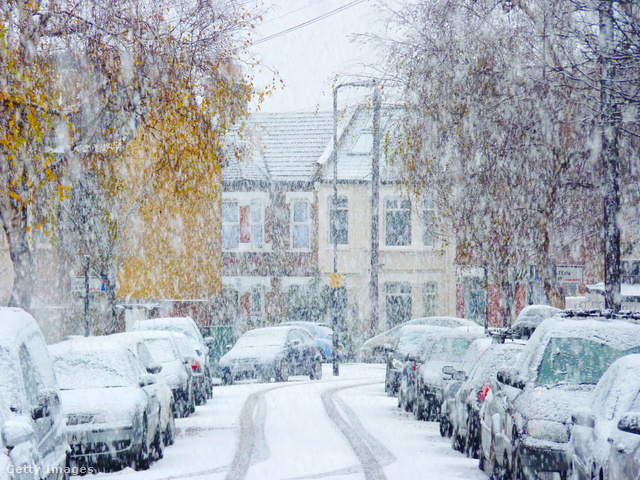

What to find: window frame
left=329, top=196, right=349, bottom=246
left=222, top=200, right=240, bottom=250
left=385, top=198, right=412, bottom=247
left=290, top=199, right=311, bottom=250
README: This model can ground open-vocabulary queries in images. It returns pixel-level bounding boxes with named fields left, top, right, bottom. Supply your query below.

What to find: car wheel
left=426, top=396, right=440, bottom=422
left=466, top=418, right=480, bottom=459
left=398, top=387, right=404, bottom=409
left=511, top=448, right=524, bottom=480
left=489, top=443, right=506, bottom=480
left=452, top=427, right=465, bottom=453
left=276, top=360, right=289, bottom=382
left=134, top=416, right=151, bottom=471
left=414, top=394, right=427, bottom=421
left=310, top=359, right=322, bottom=380
left=439, top=419, right=449, bottom=437
left=152, top=425, right=164, bottom=460
left=164, top=407, right=176, bottom=446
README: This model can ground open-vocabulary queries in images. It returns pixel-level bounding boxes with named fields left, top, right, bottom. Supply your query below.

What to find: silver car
left=50, top=337, right=162, bottom=472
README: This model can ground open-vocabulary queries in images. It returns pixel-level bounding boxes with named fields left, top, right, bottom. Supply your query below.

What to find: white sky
left=244, top=0, right=389, bottom=113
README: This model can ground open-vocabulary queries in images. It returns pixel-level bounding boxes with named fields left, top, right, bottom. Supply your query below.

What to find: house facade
left=314, top=105, right=458, bottom=338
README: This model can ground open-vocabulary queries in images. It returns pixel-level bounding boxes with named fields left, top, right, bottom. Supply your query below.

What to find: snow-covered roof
left=223, top=112, right=334, bottom=183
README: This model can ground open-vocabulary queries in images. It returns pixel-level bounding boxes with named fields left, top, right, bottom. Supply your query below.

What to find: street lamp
left=331, top=81, right=382, bottom=376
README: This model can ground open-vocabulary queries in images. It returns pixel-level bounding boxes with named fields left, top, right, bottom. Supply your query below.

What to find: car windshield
left=426, top=338, right=473, bottom=362
left=144, top=338, right=178, bottom=363
left=396, top=330, right=430, bottom=356
left=235, top=329, right=288, bottom=348
left=537, top=337, right=640, bottom=386
left=53, top=351, right=135, bottom=389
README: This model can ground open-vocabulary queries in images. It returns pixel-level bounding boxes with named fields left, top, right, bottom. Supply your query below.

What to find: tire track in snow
left=321, top=383, right=395, bottom=480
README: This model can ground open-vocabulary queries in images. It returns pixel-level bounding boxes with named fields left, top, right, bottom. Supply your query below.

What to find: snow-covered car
left=606, top=393, right=640, bottom=480
left=169, top=332, right=208, bottom=406
left=360, top=316, right=481, bottom=363
left=0, top=307, right=69, bottom=480
left=129, top=317, right=212, bottom=404
left=279, top=321, right=336, bottom=361
left=385, top=325, right=448, bottom=396
left=570, top=354, right=640, bottom=480
left=413, top=328, right=487, bottom=422
left=49, top=336, right=163, bottom=472
left=483, top=312, right=640, bottom=480
left=109, top=333, right=177, bottom=446
left=449, top=342, right=523, bottom=460
left=509, top=304, right=562, bottom=340
left=126, top=331, right=195, bottom=418
left=439, top=336, right=493, bottom=437
left=219, top=326, right=323, bottom=384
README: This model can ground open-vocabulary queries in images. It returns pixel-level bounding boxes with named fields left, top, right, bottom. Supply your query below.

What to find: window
left=386, top=199, right=412, bottom=246
left=423, top=199, right=436, bottom=247
left=19, top=345, right=42, bottom=406
left=385, top=282, right=412, bottom=328
left=291, top=200, right=310, bottom=249
left=251, top=200, right=263, bottom=249
left=251, top=287, right=264, bottom=316
left=422, top=282, right=438, bottom=316
left=330, top=196, right=348, bottom=245
left=222, top=201, right=239, bottom=249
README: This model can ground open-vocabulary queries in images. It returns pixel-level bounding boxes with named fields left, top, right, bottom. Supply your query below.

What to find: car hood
left=220, top=345, right=281, bottom=365
left=514, top=384, right=594, bottom=423
left=59, top=387, right=143, bottom=426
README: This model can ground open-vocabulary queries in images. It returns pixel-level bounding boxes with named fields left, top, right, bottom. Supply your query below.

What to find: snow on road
left=93, top=364, right=486, bottom=480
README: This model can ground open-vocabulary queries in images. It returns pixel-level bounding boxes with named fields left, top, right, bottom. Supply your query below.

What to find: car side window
left=288, top=331, right=302, bottom=345
left=18, top=344, right=43, bottom=407
left=137, top=343, right=155, bottom=369
left=126, top=349, right=145, bottom=379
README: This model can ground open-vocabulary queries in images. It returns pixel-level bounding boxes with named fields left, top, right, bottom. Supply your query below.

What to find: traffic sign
left=330, top=273, right=342, bottom=289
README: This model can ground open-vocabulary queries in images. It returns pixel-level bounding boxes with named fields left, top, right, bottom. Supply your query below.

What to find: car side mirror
left=442, top=366, right=455, bottom=376
left=618, top=412, right=640, bottom=435
left=32, top=389, right=60, bottom=420
left=496, top=368, right=525, bottom=390
left=571, top=408, right=595, bottom=429
left=146, top=363, right=162, bottom=375
left=204, top=336, right=214, bottom=347
left=1, top=418, right=35, bottom=448
left=139, top=374, right=157, bottom=387
left=452, top=370, right=467, bottom=381
left=406, top=353, right=423, bottom=363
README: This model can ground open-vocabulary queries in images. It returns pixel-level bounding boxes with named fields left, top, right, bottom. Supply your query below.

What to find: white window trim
left=383, top=196, right=413, bottom=249
left=289, top=198, right=312, bottom=252
left=221, top=192, right=271, bottom=252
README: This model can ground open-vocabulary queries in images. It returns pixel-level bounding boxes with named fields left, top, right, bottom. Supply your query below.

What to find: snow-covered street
left=94, top=364, right=486, bottom=480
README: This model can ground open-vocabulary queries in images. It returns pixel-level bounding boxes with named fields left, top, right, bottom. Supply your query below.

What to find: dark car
left=413, top=328, right=486, bottom=422
left=385, top=325, right=448, bottom=396
left=570, top=354, right=640, bottom=480
left=279, top=321, right=337, bottom=362
left=448, top=342, right=524, bottom=460
left=481, top=312, right=640, bottom=480
left=218, top=326, right=323, bottom=384
left=509, top=304, right=561, bottom=340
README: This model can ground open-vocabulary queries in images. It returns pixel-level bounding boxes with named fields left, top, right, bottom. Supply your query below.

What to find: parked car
left=361, top=316, right=481, bottom=363
left=169, top=332, right=208, bottom=406
left=126, top=331, right=195, bottom=418
left=109, top=333, right=176, bottom=446
left=480, top=312, right=640, bottom=480
left=448, top=342, right=524, bottom=459
left=413, top=328, right=487, bottom=422
left=439, top=337, right=493, bottom=437
left=570, top=354, right=640, bottom=480
left=385, top=325, right=449, bottom=396
left=219, top=326, right=323, bottom=384
left=509, top=304, right=561, bottom=340
left=0, top=307, right=69, bottom=479
left=606, top=390, right=640, bottom=480
left=279, top=321, right=337, bottom=361
left=49, top=336, right=163, bottom=472
left=130, top=317, right=213, bottom=404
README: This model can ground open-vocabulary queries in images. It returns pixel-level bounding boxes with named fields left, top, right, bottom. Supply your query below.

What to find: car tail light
left=413, top=362, right=417, bottom=372
left=191, top=360, right=199, bottom=372
left=478, top=383, right=491, bottom=402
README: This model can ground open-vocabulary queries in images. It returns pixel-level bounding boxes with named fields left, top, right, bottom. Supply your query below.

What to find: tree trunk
left=0, top=199, right=34, bottom=311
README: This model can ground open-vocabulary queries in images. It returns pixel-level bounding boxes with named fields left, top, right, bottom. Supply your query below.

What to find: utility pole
left=84, top=254, right=91, bottom=337
left=331, top=81, right=381, bottom=375
left=370, top=86, right=381, bottom=336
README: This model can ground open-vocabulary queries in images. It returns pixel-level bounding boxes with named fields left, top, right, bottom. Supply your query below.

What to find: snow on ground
left=91, top=364, right=487, bottom=480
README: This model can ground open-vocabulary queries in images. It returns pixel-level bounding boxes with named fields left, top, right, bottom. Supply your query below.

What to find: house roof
left=318, top=104, right=404, bottom=183
left=222, top=112, right=334, bottom=183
